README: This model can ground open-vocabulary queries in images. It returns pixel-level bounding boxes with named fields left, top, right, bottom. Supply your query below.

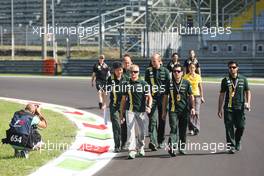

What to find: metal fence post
left=42, top=0, right=47, bottom=60
left=0, top=26, right=3, bottom=45
left=252, top=0, right=256, bottom=58
left=99, top=0, right=103, bottom=55
left=118, top=28, right=123, bottom=59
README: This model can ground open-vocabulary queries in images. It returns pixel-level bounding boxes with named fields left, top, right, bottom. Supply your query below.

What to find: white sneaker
left=138, top=148, right=145, bottom=157
left=128, top=151, right=137, bottom=159
left=20, top=150, right=29, bottom=159
left=189, top=130, right=194, bottom=136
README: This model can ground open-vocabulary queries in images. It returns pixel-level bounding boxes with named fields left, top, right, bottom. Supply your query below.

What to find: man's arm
left=189, top=94, right=195, bottom=116
left=119, top=95, right=127, bottom=123
left=218, top=92, right=225, bottom=119
left=35, top=108, right=47, bottom=128
left=245, top=90, right=251, bottom=111
left=145, top=93, right=153, bottom=114
left=198, top=82, right=205, bottom=103
left=91, top=72, right=96, bottom=87
left=244, top=77, right=251, bottom=111
left=162, top=95, right=168, bottom=120
left=144, top=69, right=150, bottom=84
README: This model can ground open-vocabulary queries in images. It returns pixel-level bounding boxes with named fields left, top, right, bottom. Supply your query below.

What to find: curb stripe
left=84, top=131, right=112, bottom=140
left=78, top=144, right=110, bottom=154
left=0, top=97, right=116, bottom=176
left=57, top=158, right=96, bottom=171
left=82, top=123, right=107, bottom=130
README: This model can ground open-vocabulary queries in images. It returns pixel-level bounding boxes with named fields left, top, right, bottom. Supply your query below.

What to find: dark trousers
left=224, top=109, right=246, bottom=148
left=148, top=96, right=166, bottom=146
left=121, top=117, right=127, bottom=148
left=157, top=97, right=166, bottom=144
left=110, top=106, right=127, bottom=149
left=168, top=111, right=188, bottom=149
left=110, top=106, right=121, bottom=149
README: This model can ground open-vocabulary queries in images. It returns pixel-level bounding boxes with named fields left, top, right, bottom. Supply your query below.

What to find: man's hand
left=217, top=110, right=223, bottom=119
left=119, top=113, right=125, bottom=124
left=191, top=108, right=195, bottom=117
left=35, top=107, right=42, bottom=116
left=244, top=103, right=251, bottom=111
left=201, top=97, right=205, bottom=104
left=120, top=117, right=125, bottom=124
left=146, top=106, right=151, bottom=114
left=162, top=111, right=167, bottom=121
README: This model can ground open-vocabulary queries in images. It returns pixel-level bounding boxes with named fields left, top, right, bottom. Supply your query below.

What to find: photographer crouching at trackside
left=2, top=103, right=47, bottom=159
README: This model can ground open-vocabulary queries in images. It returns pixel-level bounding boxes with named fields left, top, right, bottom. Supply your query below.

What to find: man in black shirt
left=183, top=49, right=201, bottom=75
left=167, top=53, right=181, bottom=72
left=91, top=55, right=110, bottom=109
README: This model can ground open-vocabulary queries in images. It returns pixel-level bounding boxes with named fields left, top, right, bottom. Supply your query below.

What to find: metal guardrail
left=0, top=57, right=263, bottom=77
left=0, top=60, right=43, bottom=74
left=61, top=57, right=264, bottom=77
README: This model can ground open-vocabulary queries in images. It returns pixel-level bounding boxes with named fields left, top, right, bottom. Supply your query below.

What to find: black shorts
left=96, top=81, right=106, bottom=91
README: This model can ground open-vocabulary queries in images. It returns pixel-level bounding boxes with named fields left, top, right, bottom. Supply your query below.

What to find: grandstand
left=0, top=0, right=263, bottom=59
left=0, top=0, right=130, bottom=26
left=226, top=0, right=264, bottom=30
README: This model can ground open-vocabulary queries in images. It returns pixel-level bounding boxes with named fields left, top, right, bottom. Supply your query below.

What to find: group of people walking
left=91, top=50, right=251, bottom=159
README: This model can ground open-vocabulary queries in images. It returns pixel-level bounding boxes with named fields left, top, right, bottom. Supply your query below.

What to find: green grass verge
left=0, top=100, right=77, bottom=176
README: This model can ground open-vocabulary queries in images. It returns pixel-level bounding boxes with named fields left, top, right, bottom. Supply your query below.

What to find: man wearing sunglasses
left=120, top=64, right=152, bottom=159
left=218, top=61, right=251, bottom=154
left=162, top=64, right=195, bottom=157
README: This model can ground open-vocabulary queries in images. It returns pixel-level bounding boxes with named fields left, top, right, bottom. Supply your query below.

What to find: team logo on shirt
left=14, top=120, right=26, bottom=127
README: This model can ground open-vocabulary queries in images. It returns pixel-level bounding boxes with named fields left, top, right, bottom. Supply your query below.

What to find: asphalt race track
left=0, top=76, right=263, bottom=176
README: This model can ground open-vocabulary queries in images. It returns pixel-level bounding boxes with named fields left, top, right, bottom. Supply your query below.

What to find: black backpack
left=2, top=110, right=35, bottom=148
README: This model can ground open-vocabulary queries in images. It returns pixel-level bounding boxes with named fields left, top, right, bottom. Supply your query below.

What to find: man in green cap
left=218, top=60, right=251, bottom=154
left=162, top=64, right=195, bottom=157
left=145, top=53, right=170, bottom=151
left=106, top=61, right=129, bottom=152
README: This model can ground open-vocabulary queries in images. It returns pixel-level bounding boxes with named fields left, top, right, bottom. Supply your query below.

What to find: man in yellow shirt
left=183, top=63, right=205, bottom=135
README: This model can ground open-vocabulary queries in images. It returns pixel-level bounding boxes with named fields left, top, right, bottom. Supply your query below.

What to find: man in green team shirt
left=145, top=53, right=170, bottom=151
left=120, top=54, right=133, bottom=150
left=122, top=53, right=133, bottom=79
left=218, top=61, right=251, bottom=154
left=106, top=61, right=129, bottom=153
left=120, top=64, right=152, bottom=159
left=162, top=64, right=195, bottom=157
